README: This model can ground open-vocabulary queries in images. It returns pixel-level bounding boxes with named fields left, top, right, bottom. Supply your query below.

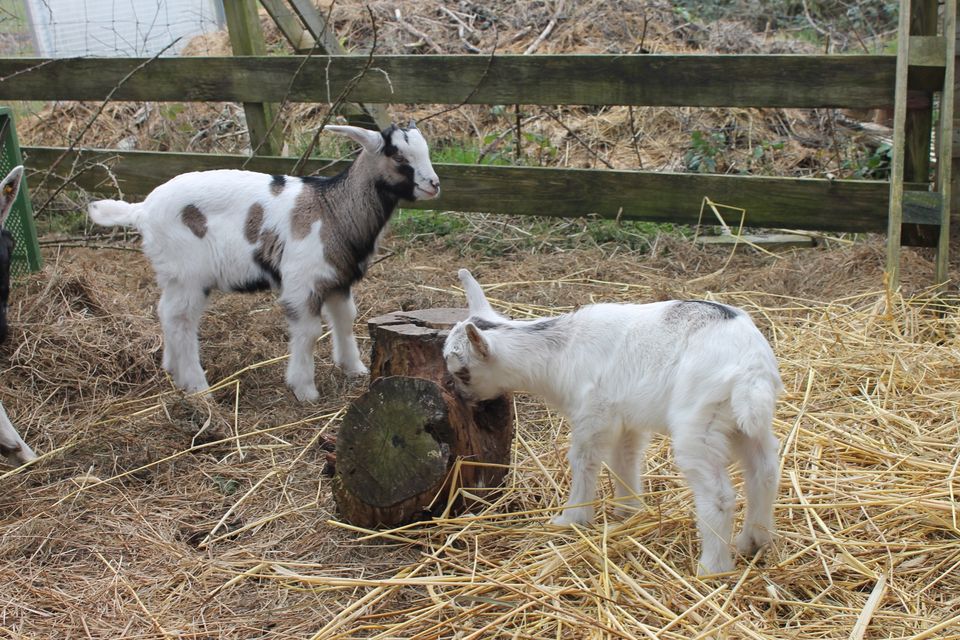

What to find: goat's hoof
left=697, top=556, right=735, bottom=577
left=735, top=528, right=772, bottom=556
left=340, top=362, right=369, bottom=378
left=293, top=385, right=321, bottom=403
left=550, top=512, right=590, bottom=528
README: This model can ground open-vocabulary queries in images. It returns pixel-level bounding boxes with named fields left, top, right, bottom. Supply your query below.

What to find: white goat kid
left=443, top=269, right=782, bottom=575
left=89, top=123, right=440, bottom=402
left=0, top=165, right=38, bottom=465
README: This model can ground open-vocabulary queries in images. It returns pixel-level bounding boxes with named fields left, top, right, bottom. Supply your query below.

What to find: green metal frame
left=0, top=106, right=40, bottom=276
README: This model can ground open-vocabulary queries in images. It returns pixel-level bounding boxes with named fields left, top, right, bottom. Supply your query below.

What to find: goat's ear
left=0, top=165, right=24, bottom=228
left=465, top=323, right=490, bottom=359
left=459, top=268, right=498, bottom=318
left=324, top=125, right=383, bottom=153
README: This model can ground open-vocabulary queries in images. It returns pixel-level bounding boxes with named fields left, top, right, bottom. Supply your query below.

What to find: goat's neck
left=490, top=323, right=570, bottom=405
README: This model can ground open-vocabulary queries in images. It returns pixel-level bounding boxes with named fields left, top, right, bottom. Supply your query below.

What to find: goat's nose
left=430, top=177, right=440, bottom=190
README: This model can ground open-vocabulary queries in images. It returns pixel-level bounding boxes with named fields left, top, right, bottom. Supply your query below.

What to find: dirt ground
left=0, top=230, right=958, bottom=638
left=2, top=1, right=957, bottom=637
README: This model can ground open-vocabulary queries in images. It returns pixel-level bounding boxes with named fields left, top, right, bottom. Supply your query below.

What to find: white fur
left=0, top=402, right=37, bottom=466
left=0, top=165, right=37, bottom=467
left=443, top=269, right=782, bottom=575
left=89, top=125, right=439, bottom=401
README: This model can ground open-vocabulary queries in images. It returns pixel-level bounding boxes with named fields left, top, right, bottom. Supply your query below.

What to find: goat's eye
left=393, top=155, right=406, bottom=164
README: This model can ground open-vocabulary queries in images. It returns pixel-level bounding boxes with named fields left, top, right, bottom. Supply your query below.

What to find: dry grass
left=0, top=235, right=958, bottom=639
left=3, top=2, right=953, bottom=637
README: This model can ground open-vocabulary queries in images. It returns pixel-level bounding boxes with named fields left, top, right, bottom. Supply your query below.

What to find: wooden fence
left=0, top=0, right=955, bottom=286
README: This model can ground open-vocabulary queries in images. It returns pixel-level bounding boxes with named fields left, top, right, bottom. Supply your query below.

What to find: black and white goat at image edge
left=0, top=165, right=38, bottom=466
left=443, top=268, right=783, bottom=576
left=89, top=123, right=440, bottom=402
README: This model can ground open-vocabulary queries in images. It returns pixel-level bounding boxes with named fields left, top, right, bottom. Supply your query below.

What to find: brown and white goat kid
left=0, top=165, right=38, bottom=465
left=89, top=124, right=440, bottom=402
left=443, top=269, right=782, bottom=575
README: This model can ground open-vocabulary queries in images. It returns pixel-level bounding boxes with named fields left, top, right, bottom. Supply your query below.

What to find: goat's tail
left=731, top=371, right=782, bottom=440
left=88, top=199, right=144, bottom=228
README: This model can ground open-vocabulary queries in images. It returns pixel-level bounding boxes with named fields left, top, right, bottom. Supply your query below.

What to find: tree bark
left=332, top=309, right=514, bottom=528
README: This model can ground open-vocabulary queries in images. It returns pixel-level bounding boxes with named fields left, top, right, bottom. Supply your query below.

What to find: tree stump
left=332, top=309, right=514, bottom=528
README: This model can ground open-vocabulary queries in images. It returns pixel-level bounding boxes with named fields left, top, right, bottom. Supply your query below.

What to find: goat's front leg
left=321, top=289, right=367, bottom=377
left=552, top=418, right=614, bottom=527
left=285, top=308, right=324, bottom=403
left=0, top=402, right=36, bottom=466
left=611, top=428, right=650, bottom=518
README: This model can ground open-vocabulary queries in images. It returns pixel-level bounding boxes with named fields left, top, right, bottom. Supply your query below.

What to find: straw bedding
left=3, top=2, right=953, bottom=637
left=0, top=235, right=958, bottom=639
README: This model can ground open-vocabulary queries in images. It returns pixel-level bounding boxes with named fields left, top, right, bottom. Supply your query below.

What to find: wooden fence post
left=886, top=0, right=912, bottom=290
left=223, top=0, right=284, bottom=156
left=938, top=0, right=958, bottom=287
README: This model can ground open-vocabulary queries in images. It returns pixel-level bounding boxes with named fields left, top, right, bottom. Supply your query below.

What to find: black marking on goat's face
left=452, top=366, right=471, bottom=386
left=379, top=124, right=439, bottom=202
left=0, top=230, right=14, bottom=344
left=270, top=175, right=286, bottom=196
left=245, top=203, right=264, bottom=244
left=181, top=204, right=207, bottom=238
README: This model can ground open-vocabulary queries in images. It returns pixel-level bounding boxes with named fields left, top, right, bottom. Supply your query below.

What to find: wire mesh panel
left=0, top=107, right=41, bottom=277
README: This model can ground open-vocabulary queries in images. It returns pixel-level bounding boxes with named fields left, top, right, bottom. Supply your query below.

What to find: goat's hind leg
left=673, top=417, right=737, bottom=575
left=157, top=282, right=209, bottom=392
left=611, top=428, right=649, bottom=518
left=731, top=429, right=779, bottom=556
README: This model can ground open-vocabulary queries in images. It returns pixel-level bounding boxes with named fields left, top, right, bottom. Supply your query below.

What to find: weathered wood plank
left=24, top=146, right=900, bottom=232
left=0, top=54, right=930, bottom=108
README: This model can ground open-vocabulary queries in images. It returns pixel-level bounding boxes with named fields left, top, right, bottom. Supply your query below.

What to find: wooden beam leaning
left=887, top=0, right=913, bottom=291
left=0, top=55, right=919, bottom=108
left=222, top=0, right=283, bottom=156
left=24, top=146, right=899, bottom=233
left=258, top=0, right=390, bottom=129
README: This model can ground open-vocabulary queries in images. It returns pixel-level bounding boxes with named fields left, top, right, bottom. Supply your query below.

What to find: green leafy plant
left=685, top=130, right=727, bottom=173
left=844, top=142, right=892, bottom=179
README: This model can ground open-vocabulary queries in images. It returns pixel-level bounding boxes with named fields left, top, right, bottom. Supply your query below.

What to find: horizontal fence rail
left=24, top=146, right=935, bottom=232
left=0, top=54, right=944, bottom=108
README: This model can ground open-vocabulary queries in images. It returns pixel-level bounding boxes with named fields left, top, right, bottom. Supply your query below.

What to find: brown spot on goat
left=254, top=229, right=285, bottom=283
left=290, top=184, right=330, bottom=240
left=307, top=288, right=324, bottom=317
left=245, top=203, right=264, bottom=244
left=181, top=204, right=207, bottom=238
